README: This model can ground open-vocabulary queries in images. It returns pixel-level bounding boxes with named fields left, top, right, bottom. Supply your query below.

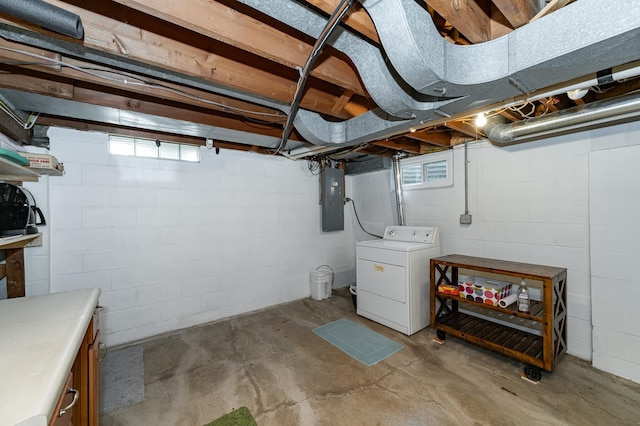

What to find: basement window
left=400, top=150, right=453, bottom=189
left=109, top=135, right=200, bottom=162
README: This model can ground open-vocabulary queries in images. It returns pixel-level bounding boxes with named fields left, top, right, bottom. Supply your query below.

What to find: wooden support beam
left=372, top=139, right=423, bottom=154
left=531, top=0, right=574, bottom=23
left=0, top=27, right=369, bottom=121
left=492, top=0, right=540, bottom=28
left=591, top=79, right=640, bottom=100
left=37, top=118, right=204, bottom=144
left=498, top=108, right=522, bottom=121
left=302, top=0, right=380, bottom=44
left=426, top=0, right=492, bottom=43
left=489, top=4, right=515, bottom=39
left=106, top=0, right=368, bottom=97
left=12, top=2, right=369, bottom=120
left=0, top=108, right=32, bottom=143
left=0, top=40, right=287, bottom=124
left=538, top=97, right=560, bottom=112
left=331, top=90, right=354, bottom=115
left=405, top=131, right=451, bottom=147
left=0, top=73, right=296, bottom=139
left=444, top=120, right=479, bottom=138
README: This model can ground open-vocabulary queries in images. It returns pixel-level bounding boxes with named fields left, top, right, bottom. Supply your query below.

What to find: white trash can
left=310, top=268, right=333, bottom=300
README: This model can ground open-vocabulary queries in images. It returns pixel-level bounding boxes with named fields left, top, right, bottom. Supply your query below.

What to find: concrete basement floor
left=101, top=288, right=640, bottom=425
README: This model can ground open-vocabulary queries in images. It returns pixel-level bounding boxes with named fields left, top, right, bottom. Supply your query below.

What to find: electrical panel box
left=321, top=168, right=344, bottom=232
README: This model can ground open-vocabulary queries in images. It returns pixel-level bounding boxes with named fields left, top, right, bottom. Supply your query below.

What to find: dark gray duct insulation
left=485, top=92, right=640, bottom=145
left=0, top=0, right=84, bottom=39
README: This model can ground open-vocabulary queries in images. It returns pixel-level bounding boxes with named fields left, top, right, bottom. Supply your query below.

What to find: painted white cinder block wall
left=589, top=123, right=640, bottom=384
left=24, top=127, right=355, bottom=346
left=349, top=122, right=640, bottom=383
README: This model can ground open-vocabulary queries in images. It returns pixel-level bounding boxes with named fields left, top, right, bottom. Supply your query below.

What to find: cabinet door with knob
left=49, top=372, right=78, bottom=426
left=71, top=308, right=102, bottom=426
left=88, top=329, right=101, bottom=425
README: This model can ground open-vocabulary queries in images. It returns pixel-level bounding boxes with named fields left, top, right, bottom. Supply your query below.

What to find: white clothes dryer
left=356, top=226, right=440, bottom=335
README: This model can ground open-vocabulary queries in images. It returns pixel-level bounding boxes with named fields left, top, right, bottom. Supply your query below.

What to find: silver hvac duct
left=485, top=92, right=640, bottom=145
left=242, top=0, right=640, bottom=147
left=392, top=155, right=406, bottom=226
left=0, top=0, right=84, bottom=39
left=278, top=0, right=355, bottom=152
left=237, top=0, right=446, bottom=117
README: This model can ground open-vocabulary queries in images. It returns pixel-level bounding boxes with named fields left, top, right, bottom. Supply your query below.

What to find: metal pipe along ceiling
left=485, top=92, right=640, bottom=145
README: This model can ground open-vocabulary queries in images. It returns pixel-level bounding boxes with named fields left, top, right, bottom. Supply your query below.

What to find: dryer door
left=357, top=259, right=406, bottom=303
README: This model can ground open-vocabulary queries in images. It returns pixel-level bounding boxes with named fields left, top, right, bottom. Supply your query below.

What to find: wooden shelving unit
left=0, top=233, right=42, bottom=298
left=430, top=254, right=567, bottom=380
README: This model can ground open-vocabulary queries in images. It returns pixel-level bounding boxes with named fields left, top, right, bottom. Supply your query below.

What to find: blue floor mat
left=312, top=318, right=404, bottom=366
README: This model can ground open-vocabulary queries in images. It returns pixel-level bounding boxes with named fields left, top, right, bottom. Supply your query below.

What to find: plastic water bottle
left=517, top=279, right=530, bottom=314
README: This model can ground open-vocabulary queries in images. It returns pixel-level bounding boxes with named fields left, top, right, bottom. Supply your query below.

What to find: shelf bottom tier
left=436, top=311, right=547, bottom=369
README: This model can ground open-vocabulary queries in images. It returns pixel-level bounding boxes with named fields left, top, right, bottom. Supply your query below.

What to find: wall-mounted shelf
left=0, top=156, right=40, bottom=182
left=0, top=233, right=42, bottom=249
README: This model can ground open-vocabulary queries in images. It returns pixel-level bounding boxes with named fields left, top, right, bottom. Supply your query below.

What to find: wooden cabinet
left=72, top=308, right=101, bottom=426
left=0, top=288, right=101, bottom=426
left=430, top=254, right=567, bottom=379
left=49, top=372, right=77, bottom=426
left=88, top=330, right=101, bottom=424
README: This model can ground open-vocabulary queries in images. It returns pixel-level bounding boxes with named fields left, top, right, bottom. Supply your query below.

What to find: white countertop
left=0, top=288, right=101, bottom=426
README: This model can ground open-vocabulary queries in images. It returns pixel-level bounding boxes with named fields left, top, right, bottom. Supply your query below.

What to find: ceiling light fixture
left=567, top=88, right=590, bottom=100
left=475, top=112, right=487, bottom=127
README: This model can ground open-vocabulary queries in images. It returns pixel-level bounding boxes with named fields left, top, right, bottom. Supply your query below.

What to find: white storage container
left=310, top=268, right=333, bottom=300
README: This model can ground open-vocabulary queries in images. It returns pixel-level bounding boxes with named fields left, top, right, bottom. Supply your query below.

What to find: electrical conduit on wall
left=392, top=155, right=406, bottom=226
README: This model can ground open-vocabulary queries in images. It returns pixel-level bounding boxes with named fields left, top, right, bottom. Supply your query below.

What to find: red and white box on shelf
left=458, top=276, right=513, bottom=306
left=20, top=152, right=64, bottom=176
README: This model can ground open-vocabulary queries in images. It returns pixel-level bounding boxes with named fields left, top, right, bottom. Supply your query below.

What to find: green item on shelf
left=0, top=149, right=30, bottom=166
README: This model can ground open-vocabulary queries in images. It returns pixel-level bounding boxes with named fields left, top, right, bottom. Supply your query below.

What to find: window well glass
left=402, top=164, right=422, bottom=185
left=424, top=159, right=447, bottom=182
left=109, top=134, right=200, bottom=163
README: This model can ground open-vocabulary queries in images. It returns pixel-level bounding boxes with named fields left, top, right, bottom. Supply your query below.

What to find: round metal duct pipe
left=485, top=92, right=640, bottom=145
left=0, top=0, right=84, bottom=39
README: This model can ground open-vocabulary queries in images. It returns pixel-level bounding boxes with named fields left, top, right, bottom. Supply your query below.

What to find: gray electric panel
left=321, top=168, right=344, bottom=232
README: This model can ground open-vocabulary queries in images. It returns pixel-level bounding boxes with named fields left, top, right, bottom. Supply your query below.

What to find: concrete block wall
left=25, top=127, right=355, bottom=346
left=346, top=169, right=396, bottom=242
left=409, top=135, right=594, bottom=361
left=589, top=123, right=640, bottom=384
left=349, top=122, right=640, bottom=383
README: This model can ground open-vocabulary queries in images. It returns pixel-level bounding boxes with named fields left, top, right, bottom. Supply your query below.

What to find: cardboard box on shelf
left=20, top=152, right=64, bottom=176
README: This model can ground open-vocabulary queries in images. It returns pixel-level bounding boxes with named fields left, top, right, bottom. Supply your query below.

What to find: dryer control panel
left=383, top=226, right=439, bottom=244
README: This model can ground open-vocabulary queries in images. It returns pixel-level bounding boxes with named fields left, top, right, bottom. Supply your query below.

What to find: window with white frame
left=400, top=150, right=453, bottom=189
left=109, top=135, right=200, bottom=162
